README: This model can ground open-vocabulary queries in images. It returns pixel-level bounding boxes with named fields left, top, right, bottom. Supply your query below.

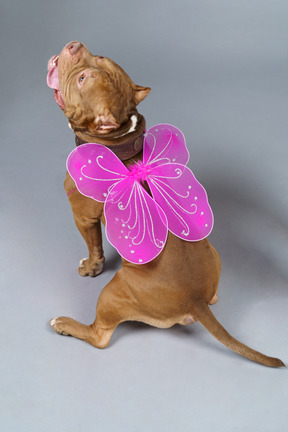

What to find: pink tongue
left=47, top=65, right=59, bottom=90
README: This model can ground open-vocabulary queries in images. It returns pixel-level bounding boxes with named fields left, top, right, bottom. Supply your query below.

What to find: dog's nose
left=66, top=41, right=83, bottom=55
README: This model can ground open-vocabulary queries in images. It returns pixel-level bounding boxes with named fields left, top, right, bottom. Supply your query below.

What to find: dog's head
left=47, top=41, right=150, bottom=134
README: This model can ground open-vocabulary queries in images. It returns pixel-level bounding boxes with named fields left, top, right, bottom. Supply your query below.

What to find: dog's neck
left=73, top=113, right=146, bottom=161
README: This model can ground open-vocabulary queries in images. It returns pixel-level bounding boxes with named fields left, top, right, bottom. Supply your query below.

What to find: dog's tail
left=192, top=301, right=285, bottom=367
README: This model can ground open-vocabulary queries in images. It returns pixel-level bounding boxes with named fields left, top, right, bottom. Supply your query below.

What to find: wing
left=66, top=143, right=129, bottom=202
left=143, top=124, right=189, bottom=168
left=104, top=177, right=168, bottom=264
left=146, top=163, right=214, bottom=241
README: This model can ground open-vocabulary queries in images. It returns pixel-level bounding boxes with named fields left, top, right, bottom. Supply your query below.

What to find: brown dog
left=47, top=41, right=284, bottom=367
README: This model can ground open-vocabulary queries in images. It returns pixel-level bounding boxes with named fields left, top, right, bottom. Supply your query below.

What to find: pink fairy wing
left=146, top=163, right=214, bottom=241
left=104, top=177, right=168, bottom=264
left=66, top=143, right=129, bottom=202
left=143, top=124, right=189, bottom=167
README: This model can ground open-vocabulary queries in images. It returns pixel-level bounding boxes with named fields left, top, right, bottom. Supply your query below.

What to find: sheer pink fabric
left=67, top=124, right=213, bottom=264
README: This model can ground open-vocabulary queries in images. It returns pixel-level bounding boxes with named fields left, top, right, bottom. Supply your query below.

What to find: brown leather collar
left=74, top=115, right=146, bottom=161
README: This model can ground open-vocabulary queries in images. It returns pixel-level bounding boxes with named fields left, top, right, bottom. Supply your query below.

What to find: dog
left=47, top=41, right=284, bottom=367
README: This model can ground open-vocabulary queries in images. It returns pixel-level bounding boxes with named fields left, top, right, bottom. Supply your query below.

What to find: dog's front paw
left=78, top=257, right=105, bottom=277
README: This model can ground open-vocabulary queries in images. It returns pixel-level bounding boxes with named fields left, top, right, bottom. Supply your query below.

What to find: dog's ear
left=132, top=84, right=151, bottom=105
left=89, top=111, right=120, bottom=133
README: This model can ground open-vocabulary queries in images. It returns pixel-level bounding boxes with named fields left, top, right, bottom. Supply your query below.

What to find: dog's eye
left=78, top=74, right=86, bottom=84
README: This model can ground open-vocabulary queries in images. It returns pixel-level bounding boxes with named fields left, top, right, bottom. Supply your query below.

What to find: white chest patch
left=127, top=115, right=137, bottom=133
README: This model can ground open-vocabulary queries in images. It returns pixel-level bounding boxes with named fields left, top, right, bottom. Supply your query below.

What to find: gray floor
left=1, top=1, right=288, bottom=431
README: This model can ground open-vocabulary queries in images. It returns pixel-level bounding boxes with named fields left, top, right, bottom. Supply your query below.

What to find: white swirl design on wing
left=149, top=175, right=197, bottom=237
left=80, top=155, right=127, bottom=182
left=108, top=182, right=164, bottom=249
left=145, top=131, right=173, bottom=165
left=67, top=124, right=213, bottom=264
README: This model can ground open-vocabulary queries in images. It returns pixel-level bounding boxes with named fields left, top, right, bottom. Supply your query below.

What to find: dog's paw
left=78, top=257, right=105, bottom=277
left=49, top=317, right=71, bottom=336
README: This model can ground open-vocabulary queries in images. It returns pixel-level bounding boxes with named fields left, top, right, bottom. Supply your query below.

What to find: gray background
left=1, top=0, right=288, bottom=431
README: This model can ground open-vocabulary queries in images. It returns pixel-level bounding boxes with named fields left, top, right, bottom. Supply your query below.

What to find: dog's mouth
left=47, top=55, right=65, bottom=109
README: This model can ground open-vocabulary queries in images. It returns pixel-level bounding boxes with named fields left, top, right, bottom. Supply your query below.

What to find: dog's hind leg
left=50, top=316, right=117, bottom=349
left=209, top=293, right=218, bottom=305
left=49, top=272, right=132, bottom=348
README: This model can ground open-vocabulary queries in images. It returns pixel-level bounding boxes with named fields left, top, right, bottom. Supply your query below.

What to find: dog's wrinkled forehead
left=48, top=42, right=125, bottom=104
left=58, top=43, right=109, bottom=91
left=47, top=41, right=151, bottom=133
